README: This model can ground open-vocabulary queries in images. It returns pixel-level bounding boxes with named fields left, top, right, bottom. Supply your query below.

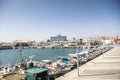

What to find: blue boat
left=56, top=56, right=74, bottom=70
left=56, top=56, right=69, bottom=64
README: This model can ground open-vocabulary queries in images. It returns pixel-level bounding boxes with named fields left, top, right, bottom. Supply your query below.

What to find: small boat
left=92, top=47, right=101, bottom=57
left=47, top=56, right=74, bottom=78
left=68, top=54, right=78, bottom=66
left=69, top=50, right=91, bottom=65
left=87, top=49, right=95, bottom=60
left=76, top=50, right=89, bottom=63
left=56, top=56, right=74, bottom=68
left=40, top=60, right=53, bottom=69
left=0, top=64, right=15, bottom=78
left=56, top=56, right=73, bottom=68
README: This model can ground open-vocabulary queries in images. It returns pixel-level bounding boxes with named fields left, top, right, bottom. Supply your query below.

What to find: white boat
left=0, top=64, right=15, bottom=78
left=68, top=54, right=78, bottom=65
left=40, top=60, right=53, bottom=69
left=76, top=50, right=89, bottom=63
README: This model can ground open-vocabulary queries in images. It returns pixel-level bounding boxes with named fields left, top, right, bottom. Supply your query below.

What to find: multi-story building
left=50, top=35, right=67, bottom=42
left=13, top=40, right=29, bottom=49
left=0, top=43, right=13, bottom=50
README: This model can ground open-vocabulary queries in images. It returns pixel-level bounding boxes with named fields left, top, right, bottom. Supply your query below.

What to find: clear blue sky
left=0, top=0, right=120, bottom=42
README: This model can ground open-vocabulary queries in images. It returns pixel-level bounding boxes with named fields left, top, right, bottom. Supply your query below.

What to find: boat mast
left=20, top=43, right=23, bottom=65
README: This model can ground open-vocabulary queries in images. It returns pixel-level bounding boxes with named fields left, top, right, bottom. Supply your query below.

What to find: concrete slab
left=56, top=46, right=120, bottom=80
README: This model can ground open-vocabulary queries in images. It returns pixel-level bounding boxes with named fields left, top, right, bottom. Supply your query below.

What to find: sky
left=0, top=0, right=120, bottom=42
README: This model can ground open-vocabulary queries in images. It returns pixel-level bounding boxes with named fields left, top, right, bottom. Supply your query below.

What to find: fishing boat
left=69, top=49, right=93, bottom=65
left=91, top=47, right=101, bottom=57
left=87, top=49, right=95, bottom=60
left=43, top=56, right=74, bottom=78
left=56, top=56, right=74, bottom=69
left=77, top=51, right=89, bottom=63
left=40, top=60, right=53, bottom=69
left=68, top=54, right=79, bottom=66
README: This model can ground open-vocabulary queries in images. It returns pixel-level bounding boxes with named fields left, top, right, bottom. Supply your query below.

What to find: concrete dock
left=56, top=46, right=120, bottom=80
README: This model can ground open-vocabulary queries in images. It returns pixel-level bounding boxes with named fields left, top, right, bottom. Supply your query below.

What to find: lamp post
left=76, top=46, right=80, bottom=77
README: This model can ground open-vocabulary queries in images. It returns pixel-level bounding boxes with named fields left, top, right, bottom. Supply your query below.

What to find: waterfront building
left=0, top=43, right=13, bottom=50
left=113, top=36, right=120, bottom=44
left=101, top=38, right=114, bottom=45
left=63, top=39, right=79, bottom=48
left=82, top=38, right=103, bottom=49
left=51, top=41, right=66, bottom=48
left=13, top=40, right=29, bottom=49
left=50, top=35, right=67, bottom=42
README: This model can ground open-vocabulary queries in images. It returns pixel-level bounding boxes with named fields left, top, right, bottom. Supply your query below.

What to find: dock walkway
left=56, top=46, right=120, bottom=80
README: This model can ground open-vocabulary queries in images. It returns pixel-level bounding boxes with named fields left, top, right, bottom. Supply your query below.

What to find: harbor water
left=0, top=48, right=82, bottom=66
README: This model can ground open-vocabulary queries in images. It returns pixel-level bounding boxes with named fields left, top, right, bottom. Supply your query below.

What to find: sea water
left=0, top=48, right=82, bottom=66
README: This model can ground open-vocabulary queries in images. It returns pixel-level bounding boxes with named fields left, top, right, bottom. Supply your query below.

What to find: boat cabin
left=25, top=67, right=50, bottom=80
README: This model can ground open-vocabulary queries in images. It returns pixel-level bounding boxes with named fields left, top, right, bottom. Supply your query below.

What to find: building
left=114, top=37, right=120, bottom=44
left=0, top=43, right=13, bottom=50
left=13, top=40, right=29, bottom=49
left=50, top=35, right=67, bottom=42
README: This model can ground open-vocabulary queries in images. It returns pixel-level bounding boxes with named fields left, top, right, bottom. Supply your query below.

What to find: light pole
left=76, top=46, right=80, bottom=77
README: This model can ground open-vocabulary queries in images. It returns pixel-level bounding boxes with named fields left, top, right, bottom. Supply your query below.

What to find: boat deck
left=0, top=74, right=25, bottom=80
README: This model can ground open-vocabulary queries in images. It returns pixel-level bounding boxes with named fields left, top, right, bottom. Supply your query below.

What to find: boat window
left=73, top=57, right=77, bottom=59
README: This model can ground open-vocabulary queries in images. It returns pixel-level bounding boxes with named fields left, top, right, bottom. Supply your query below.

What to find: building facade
left=50, top=35, right=67, bottom=41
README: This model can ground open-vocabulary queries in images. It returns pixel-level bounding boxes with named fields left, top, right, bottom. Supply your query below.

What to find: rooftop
left=26, top=67, right=48, bottom=74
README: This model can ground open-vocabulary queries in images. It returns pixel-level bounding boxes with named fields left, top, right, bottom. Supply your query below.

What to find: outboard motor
left=29, top=62, right=34, bottom=68
left=21, top=62, right=27, bottom=70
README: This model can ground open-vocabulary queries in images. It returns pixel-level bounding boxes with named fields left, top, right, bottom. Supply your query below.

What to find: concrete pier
left=56, top=46, right=120, bottom=80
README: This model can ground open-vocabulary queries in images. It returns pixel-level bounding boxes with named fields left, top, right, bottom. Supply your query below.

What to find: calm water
left=0, top=48, right=82, bottom=66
